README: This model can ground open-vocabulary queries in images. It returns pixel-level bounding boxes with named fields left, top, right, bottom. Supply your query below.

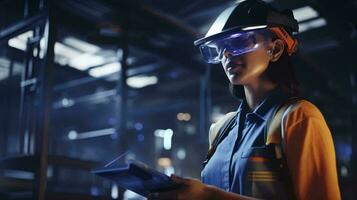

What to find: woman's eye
left=249, top=34, right=257, bottom=44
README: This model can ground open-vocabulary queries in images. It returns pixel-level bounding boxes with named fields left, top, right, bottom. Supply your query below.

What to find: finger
left=171, top=174, right=190, bottom=185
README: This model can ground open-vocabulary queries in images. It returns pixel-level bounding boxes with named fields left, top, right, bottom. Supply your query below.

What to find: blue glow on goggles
left=198, top=29, right=271, bottom=64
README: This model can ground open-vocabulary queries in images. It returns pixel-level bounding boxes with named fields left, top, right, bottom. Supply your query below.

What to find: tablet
left=92, top=161, right=178, bottom=197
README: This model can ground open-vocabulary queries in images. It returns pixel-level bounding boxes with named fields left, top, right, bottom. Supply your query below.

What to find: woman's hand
left=148, top=174, right=212, bottom=200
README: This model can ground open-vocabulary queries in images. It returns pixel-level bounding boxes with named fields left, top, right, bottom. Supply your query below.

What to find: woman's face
left=221, top=32, right=272, bottom=86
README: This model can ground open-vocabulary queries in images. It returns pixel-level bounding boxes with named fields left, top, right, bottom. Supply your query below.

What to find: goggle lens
left=199, top=30, right=270, bottom=64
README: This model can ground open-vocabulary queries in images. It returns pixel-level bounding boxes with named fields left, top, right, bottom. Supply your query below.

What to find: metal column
left=115, top=22, right=130, bottom=200
left=117, top=44, right=129, bottom=142
left=350, top=69, right=357, bottom=186
left=199, top=65, right=212, bottom=142
left=33, top=5, right=55, bottom=200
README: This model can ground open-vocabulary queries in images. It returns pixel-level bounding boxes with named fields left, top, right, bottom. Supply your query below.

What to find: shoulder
left=282, top=99, right=334, bottom=154
left=281, top=99, right=332, bottom=141
left=284, top=99, right=326, bottom=125
left=281, top=99, right=330, bottom=138
left=282, top=100, right=340, bottom=200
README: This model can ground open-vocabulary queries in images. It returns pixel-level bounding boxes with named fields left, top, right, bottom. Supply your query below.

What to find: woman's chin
left=228, top=75, right=243, bottom=85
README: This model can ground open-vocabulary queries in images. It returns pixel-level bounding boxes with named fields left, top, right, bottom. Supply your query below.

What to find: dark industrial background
left=0, top=0, right=356, bottom=199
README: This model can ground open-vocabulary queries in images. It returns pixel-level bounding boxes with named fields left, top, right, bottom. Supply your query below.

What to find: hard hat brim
left=194, top=25, right=268, bottom=47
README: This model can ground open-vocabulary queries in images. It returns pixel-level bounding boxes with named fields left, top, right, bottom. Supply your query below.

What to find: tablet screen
left=92, top=161, right=178, bottom=197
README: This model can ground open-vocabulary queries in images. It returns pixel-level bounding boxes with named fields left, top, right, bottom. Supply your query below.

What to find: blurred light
left=154, top=129, right=165, bottom=137
left=89, top=62, right=121, bottom=77
left=177, top=113, right=184, bottom=121
left=24, top=130, right=29, bottom=154
left=134, top=122, right=143, bottom=130
left=111, top=184, right=119, bottom=199
left=183, top=113, right=191, bottom=121
left=90, top=89, right=116, bottom=104
left=169, top=71, right=179, bottom=79
left=341, top=166, right=348, bottom=177
left=164, top=166, right=175, bottom=176
left=17, top=30, right=34, bottom=40
left=155, top=129, right=174, bottom=150
left=163, top=130, right=173, bottom=150
left=68, top=128, right=115, bottom=140
left=20, top=78, right=37, bottom=88
left=78, top=128, right=115, bottom=140
left=157, top=158, right=172, bottom=168
left=185, top=124, right=196, bottom=135
left=8, top=30, right=34, bottom=50
left=55, top=42, right=82, bottom=60
left=242, top=25, right=267, bottom=31
left=3, top=170, right=34, bottom=180
left=137, top=134, right=145, bottom=142
left=59, top=36, right=118, bottom=70
left=0, top=58, right=10, bottom=81
left=47, top=166, right=53, bottom=178
left=212, top=113, right=225, bottom=123
left=336, top=143, right=352, bottom=162
left=7, top=32, right=92, bottom=67
left=177, top=149, right=186, bottom=160
left=39, top=37, right=46, bottom=59
left=299, top=18, right=327, bottom=32
left=127, top=75, right=158, bottom=88
left=177, top=113, right=191, bottom=121
left=33, top=47, right=38, bottom=57
left=292, top=6, right=319, bottom=22
left=61, top=98, right=74, bottom=107
left=63, top=36, right=101, bottom=53
left=212, top=106, right=227, bottom=122
left=90, top=186, right=100, bottom=196
left=68, top=130, right=78, bottom=140
left=69, top=53, right=106, bottom=70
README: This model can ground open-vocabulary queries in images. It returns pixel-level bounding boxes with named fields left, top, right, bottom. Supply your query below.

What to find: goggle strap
left=270, top=27, right=298, bottom=56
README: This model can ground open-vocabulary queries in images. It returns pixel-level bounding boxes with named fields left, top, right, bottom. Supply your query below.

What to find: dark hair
left=229, top=33, right=301, bottom=99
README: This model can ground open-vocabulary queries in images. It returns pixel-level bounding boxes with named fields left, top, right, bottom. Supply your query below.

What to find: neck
left=244, top=80, right=277, bottom=111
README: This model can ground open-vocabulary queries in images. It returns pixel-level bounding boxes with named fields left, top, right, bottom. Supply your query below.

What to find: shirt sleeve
left=283, top=101, right=341, bottom=200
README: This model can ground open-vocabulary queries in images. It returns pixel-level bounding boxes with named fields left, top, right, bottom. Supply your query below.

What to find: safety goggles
left=197, top=29, right=271, bottom=64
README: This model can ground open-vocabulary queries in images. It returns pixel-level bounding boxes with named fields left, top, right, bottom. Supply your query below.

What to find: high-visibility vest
left=203, top=98, right=300, bottom=199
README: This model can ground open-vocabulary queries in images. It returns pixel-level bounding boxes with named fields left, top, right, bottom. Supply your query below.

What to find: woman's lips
left=226, top=63, right=244, bottom=73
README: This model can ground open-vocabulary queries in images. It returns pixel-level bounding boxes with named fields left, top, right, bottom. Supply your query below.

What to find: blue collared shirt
left=201, top=89, right=289, bottom=194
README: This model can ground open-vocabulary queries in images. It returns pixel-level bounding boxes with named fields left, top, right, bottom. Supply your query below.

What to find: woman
left=149, top=0, right=341, bottom=199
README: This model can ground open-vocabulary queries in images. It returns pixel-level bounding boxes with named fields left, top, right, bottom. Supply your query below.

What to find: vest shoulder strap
left=265, top=97, right=301, bottom=200
left=203, top=111, right=236, bottom=168
left=266, top=97, right=301, bottom=158
left=208, top=111, right=236, bottom=149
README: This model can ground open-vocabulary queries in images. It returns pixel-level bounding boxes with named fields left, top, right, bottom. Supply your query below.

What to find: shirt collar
left=236, top=87, right=290, bottom=121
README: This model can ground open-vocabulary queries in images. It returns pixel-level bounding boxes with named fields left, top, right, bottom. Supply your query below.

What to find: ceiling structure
left=48, top=0, right=357, bottom=122
left=3, top=0, right=357, bottom=154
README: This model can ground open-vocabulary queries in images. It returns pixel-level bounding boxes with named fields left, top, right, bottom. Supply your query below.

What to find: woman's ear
left=269, top=39, right=285, bottom=62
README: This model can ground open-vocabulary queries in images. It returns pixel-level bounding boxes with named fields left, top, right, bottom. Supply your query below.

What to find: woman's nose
left=223, top=49, right=233, bottom=59
left=221, top=49, right=233, bottom=65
